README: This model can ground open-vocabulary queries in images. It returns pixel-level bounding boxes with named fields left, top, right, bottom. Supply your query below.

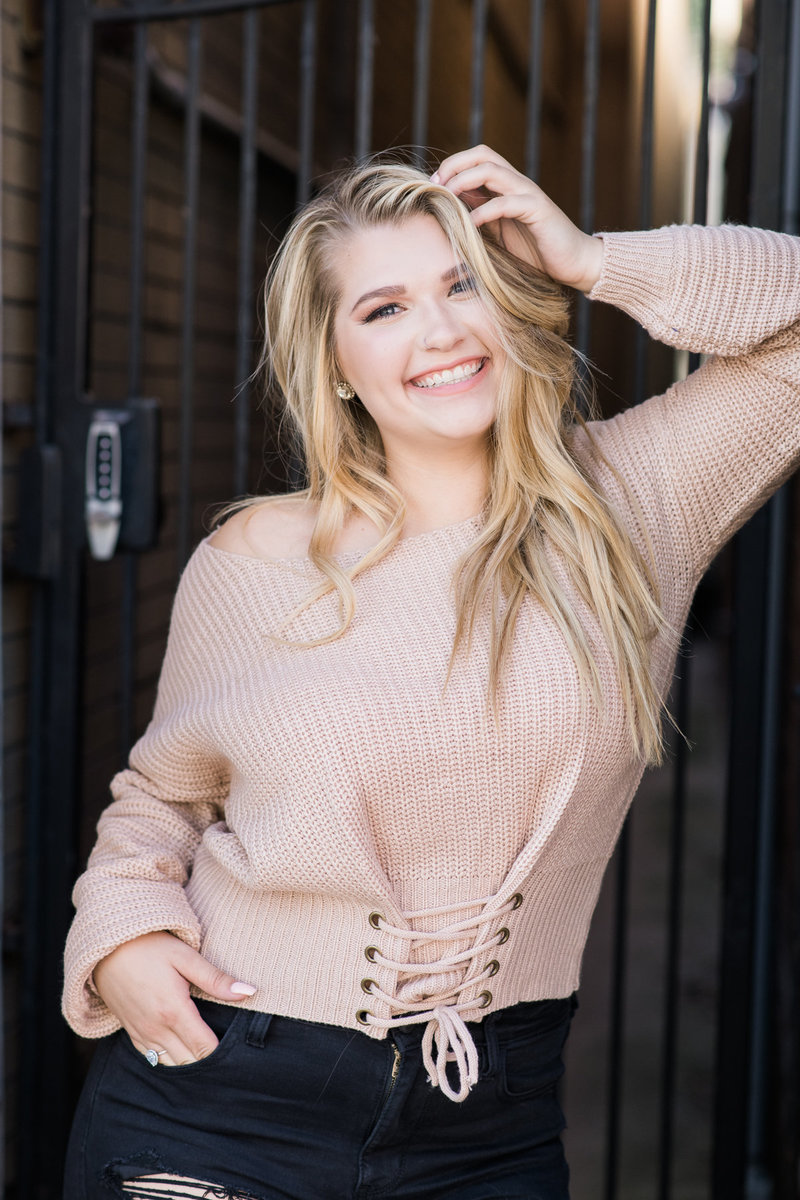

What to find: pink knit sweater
left=63, top=225, right=800, bottom=1101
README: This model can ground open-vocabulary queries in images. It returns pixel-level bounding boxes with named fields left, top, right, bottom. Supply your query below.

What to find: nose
left=418, top=301, right=465, bottom=352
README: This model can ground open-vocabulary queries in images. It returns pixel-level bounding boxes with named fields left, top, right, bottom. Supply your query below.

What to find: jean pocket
left=497, top=999, right=572, bottom=1100
left=121, top=1001, right=249, bottom=1078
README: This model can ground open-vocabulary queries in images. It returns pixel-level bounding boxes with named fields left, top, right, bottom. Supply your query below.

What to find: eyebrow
left=349, top=263, right=470, bottom=315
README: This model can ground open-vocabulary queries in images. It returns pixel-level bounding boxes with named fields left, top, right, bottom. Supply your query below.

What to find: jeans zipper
left=387, top=1043, right=401, bottom=1094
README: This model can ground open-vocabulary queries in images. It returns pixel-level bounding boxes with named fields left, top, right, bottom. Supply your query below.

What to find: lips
left=409, top=357, right=487, bottom=389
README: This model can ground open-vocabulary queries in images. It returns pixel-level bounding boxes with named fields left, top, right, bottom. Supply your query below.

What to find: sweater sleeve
left=63, top=548, right=231, bottom=1038
left=583, top=224, right=800, bottom=585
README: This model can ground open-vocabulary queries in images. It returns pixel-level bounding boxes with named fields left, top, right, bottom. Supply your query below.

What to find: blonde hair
left=245, top=157, right=671, bottom=763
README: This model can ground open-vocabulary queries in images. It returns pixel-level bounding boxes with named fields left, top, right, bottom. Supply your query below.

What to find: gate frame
left=14, top=0, right=800, bottom=1196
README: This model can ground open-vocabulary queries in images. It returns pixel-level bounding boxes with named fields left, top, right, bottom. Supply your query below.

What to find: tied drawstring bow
left=359, top=893, right=520, bottom=1103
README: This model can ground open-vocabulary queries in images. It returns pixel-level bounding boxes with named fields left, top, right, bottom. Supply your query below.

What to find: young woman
left=63, top=145, right=800, bottom=1200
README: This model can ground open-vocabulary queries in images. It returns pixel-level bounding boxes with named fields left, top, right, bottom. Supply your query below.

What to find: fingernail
left=231, top=981, right=257, bottom=996
left=430, top=171, right=440, bottom=184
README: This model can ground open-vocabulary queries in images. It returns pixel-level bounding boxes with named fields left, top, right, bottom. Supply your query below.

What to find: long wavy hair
left=241, top=158, right=671, bottom=763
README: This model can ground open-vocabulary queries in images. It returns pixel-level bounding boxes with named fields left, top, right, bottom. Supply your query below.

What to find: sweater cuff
left=62, top=882, right=203, bottom=1038
left=588, top=226, right=685, bottom=340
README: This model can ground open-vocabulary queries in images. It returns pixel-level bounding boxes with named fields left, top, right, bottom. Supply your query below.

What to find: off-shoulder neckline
left=199, top=511, right=484, bottom=568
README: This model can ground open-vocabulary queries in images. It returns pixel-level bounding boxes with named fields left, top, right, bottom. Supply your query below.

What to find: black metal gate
left=8, top=0, right=800, bottom=1196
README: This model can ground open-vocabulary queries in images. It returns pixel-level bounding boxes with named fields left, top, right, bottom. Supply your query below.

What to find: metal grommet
left=478, top=990, right=492, bottom=1008
left=356, top=1010, right=371, bottom=1025
left=364, top=946, right=378, bottom=962
left=511, top=892, right=524, bottom=910
left=368, top=912, right=383, bottom=929
left=486, top=959, right=500, bottom=977
left=497, top=927, right=510, bottom=944
left=360, top=978, right=376, bottom=994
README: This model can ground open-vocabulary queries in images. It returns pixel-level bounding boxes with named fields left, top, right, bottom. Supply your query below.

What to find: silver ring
left=144, top=1048, right=167, bottom=1067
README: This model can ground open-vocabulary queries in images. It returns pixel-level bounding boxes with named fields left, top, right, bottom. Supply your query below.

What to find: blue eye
left=363, top=302, right=402, bottom=323
left=450, top=275, right=477, bottom=296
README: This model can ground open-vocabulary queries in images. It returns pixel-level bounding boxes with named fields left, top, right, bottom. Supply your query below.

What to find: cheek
left=338, top=336, right=400, bottom=396
left=334, top=327, right=368, bottom=385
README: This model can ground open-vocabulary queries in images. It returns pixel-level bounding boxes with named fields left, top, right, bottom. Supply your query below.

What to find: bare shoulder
left=209, top=495, right=318, bottom=560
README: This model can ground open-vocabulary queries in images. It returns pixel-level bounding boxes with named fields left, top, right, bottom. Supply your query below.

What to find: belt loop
left=245, top=1011, right=272, bottom=1048
left=483, top=1010, right=502, bottom=1076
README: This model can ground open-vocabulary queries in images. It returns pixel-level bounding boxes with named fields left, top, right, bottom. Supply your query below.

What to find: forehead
left=331, top=214, right=459, bottom=300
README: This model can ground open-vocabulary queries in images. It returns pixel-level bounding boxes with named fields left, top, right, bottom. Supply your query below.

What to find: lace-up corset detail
left=357, top=892, right=523, bottom=1102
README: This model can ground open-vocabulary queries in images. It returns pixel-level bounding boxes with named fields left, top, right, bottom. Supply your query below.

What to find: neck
left=385, top=442, right=490, bottom=536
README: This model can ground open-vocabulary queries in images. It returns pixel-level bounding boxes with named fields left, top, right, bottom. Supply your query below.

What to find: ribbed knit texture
left=63, top=224, right=800, bottom=1046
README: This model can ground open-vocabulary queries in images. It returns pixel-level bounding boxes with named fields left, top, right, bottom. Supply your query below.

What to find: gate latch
left=85, top=414, right=123, bottom=559
left=84, top=398, right=160, bottom=561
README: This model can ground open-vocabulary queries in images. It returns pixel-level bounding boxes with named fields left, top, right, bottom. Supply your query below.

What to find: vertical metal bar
left=21, top=0, right=94, bottom=1191
left=745, top=489, right=787, bottom=1199
left=34, top=3, right=58, bottom=446
left=785, top=0, right=800, bottom=237
left=713, top=512, right=771, bottom=1200
left=772, top=18, right=800, bottom=1182
left=603, top=822, right=630, bottom=1200
left=121, top=563, right=139, bottom=759
left=296, top=0, right=316, bottom=206
left=355, top=0, right=374, bottom=160
left=412, top=0, right=432, bottom=162
left=574, top=0, right=601, bottom=360
left=19, top=0, right=61, bottom=1183
left=632, top=0, right=656, bottom=399
left=742, top=17, right=796, bottom=1190
left=605, top=7, right=660, bottom=1176
left=0, top=12, right=5, bottom=1190
left=121, top=23, right=150, bottom=760
left=657, top=11, right=710, bottom=1184
left=128, top=26, right=148, bottom=402
left=234, top=9, right=259, bottom=498
left=469, top=0, right=489, bottom=146
left=630, top=0, right=688, bottom=1188
left=524, top=0, right=545, bottom=181
left=693, top=0, right=712, bottom=226
left=588, top=7, right=614, bottom=1183
left=775, top=13, right=800, bottom=1180
left=658, top=637, right=691, bottom=1200
left=712, top=0, right=792, bottom=1190
left=178, top=21, right=202, bottom=569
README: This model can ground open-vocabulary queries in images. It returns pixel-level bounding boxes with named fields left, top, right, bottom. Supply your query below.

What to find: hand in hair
left=432, top=145, right=604, bottom=295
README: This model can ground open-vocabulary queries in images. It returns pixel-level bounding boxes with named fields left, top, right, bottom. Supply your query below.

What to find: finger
left=171, top=942, right=257, bottom=1003
left=467, top=193, right=542, bottom=229
left=166, top=1005, right=222, bottom=1064
left=133, top=1041, right=191, bottom=1068
left=129, top=1009, right=219, bottom=1067
left=130, top=1042, right=180, bottom=1068
left=129, top=1032, right=191, bottom=1068
left=433, top=144, right=513, bottom=187
left=442, top=162, right=536, bottom=207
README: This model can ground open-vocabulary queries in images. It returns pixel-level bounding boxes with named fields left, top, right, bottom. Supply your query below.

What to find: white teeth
left=412, top=359, right=484, bottom=388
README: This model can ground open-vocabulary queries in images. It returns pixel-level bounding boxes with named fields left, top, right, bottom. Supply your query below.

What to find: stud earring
left=336, top=381, right=355, bottom=400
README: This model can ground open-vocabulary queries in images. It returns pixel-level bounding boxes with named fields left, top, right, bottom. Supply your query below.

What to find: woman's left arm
left=436, top=147, right=800, bottom=582
left=582, top=223, right=800, bottom=580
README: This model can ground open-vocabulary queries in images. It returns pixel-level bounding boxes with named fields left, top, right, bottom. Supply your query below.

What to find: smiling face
left=332, top=215, right=504, bottom=466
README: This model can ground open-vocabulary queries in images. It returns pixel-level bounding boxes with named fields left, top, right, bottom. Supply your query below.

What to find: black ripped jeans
left=64, top=995, right=577, bottom=1200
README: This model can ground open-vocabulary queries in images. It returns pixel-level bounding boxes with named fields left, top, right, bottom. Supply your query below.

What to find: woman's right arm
left=63, top=546, right=256, bottom=1063
left=91, top=932, right=255, bottom=1066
